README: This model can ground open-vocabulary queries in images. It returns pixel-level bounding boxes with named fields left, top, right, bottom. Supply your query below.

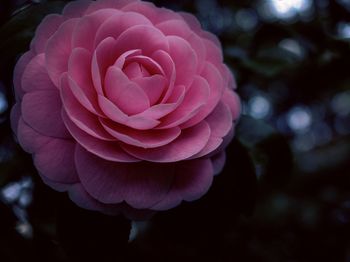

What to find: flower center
left=123, top=62, right=150, bottom=79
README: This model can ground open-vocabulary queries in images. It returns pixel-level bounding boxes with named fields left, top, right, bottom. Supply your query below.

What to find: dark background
left=1, top=0, right=350, bottom=261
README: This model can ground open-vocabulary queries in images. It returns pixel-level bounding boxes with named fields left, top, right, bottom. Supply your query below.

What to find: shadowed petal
left=13, top=51, right=35, bottom=100
left=22, top=90, right=70, bottom=138
left=17, top=118, right=51, bottom=154
left=151, top=158, right=213, bottom=210
left=32, top=14, right=65, bottom=54
left=21, top=54, right=56, bottom=93
left=75, top=145, right=175, bottom=209
left=34, top=138, right=79, bottom=183
left=62, top=0, right=92, bottom=18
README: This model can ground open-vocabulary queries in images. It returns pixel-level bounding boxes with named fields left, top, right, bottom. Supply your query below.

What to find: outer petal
left=21, top=54, right=56, bottom=93
left=68, top=183, right=121, bottom=215
left=40, top=176, right=73, bottom=192
left=13, top=51, right=35, bottom=100
left=21, top=90, right=70, bottom=138
left=166, top=35, right=197, bottom=87
left=158, top=76, right=209, bottom=129
left=94, top=11, right=152, bottom=47
left=179, top=11, right=222, bottom=48
left=72, top=9, right=120, bottom=51
left=180, top=62, right=224, bottom=129
left=211, top=151, right=226, bottom=176
left=222, top=88, right=241, bottom=121
left=62, top=0, right=92, bottom=18
left=178, top=12, right=202, bottom=34
left=31, top=14, right=65, bottom=54
left=156, top=19, right=206, bottom=73
left=46, top=18, right=79, bottom=87
left=122, top=1, right=182, bottom=24
left=114, top=24, right=169, bottom=56
left=85, top=0, right=138, bottom=14
left=75, top=145, right=174, bottom=209
left=34, top=138, right=79, bottom=183
left=191, top=102, right=233, bottom=158
left=10, top=103, right=21, bottom=134
left=151, top=158, right=214, bottom=211
left=17, top=118, right=50, bottom=154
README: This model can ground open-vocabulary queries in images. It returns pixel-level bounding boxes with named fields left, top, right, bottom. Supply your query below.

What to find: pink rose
left=11, top=0, right=240, bottom=218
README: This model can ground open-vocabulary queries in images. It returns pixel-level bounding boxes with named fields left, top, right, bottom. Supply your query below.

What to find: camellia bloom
left=11, top=0, right=240, bottom=218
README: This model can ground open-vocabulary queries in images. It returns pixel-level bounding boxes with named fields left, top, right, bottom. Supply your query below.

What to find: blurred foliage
left=0, top=0, right=350, bottom=261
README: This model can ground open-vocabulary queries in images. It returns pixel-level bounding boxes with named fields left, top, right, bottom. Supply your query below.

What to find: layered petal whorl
left=11, top=0, right=240, bottom=219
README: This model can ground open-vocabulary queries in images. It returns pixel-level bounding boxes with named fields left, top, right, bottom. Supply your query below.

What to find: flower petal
left=17, top=117, right=50, bottom=154
left=32, top=14, right=65, bottom=54
left=132, top=75, right=167, bottom=105
left=126, top=55, right=165, bottom=75
left=151, top=158, right=213, bottom=210
left=133, top=84, right=185, bottom=120
left=211, top=151, right=226, bottom=176
left=75, top=145, right=174, bottom=209
left=191, top=102, right=233, bottom=158
left=180, top=62, right=224, bottom=129
left=68, top=183, right=122, bottom=215
left=94, top=11, right=152, bottom=47
left=122, top=121, right=211, bottom=162
left=158, top=76, right=209, bottom=129
left=122, top=1, right=182, bottom=24
left=104, top=66, right=150, bottom=115
left=60, top=74, right=114, bottom=141
left=151, top=50, right=176, bottom=103
left=21, top=90, right=70, bottom=138
left=97, top=95, right=160, bottom=130
left=62, top=0, right=92, bottom=18
left=13, top=51, right=35, bottom=100
left=115, top=24, right=168, bottom=56
left=62, top=111, right=139, bottom=162
left=92, top=37, right=118, bottom=95
left=34, top=138, right=79, bottom=183
left=10, top=103, right=21, bottom=133
left=100, top=118, right=181, bottom=148
left=222, top=88, right=241, bottom=121
left=72, top=9, right=119, bottom=51
left=21, top=54, right=56, bottom=93
left=85, top=0, right=138, bottom=14
left=68, top=48, right=104, bottom=116
left=167, top=35, right=198, bottom=87
left=156, top=19, right=206, bottom=74
left=45, top=18, right=79, bottom=87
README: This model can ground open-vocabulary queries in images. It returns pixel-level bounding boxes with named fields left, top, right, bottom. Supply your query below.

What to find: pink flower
left=11, top=0, right=240, bottom=218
